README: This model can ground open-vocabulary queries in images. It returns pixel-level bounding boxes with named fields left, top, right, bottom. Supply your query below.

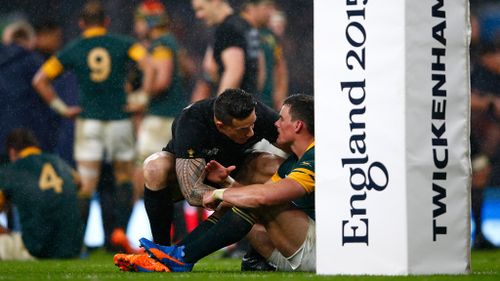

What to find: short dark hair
left=80, top=0, right=106, bottom=26
left=6, top=128, right=39, bottom=153
left=283, top=94, right=314, bottom=135
left=11, top=28, right=31, bottom=44
left=241, top=0, right=274, bottom=10
left=214, top=88, right=257, bottom=125
left=34, top=19, right=61, bottom=34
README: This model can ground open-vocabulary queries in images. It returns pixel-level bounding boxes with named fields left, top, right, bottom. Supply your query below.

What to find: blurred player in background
left=1, top=20, right=36, bottom=50
left=0, top=128, right=83, bottom=260
left=33, top=19, right=80, bottom=166
left=0, top=22, right=64, bottom=163
left=32, top=0, right=154, bottom=253
left=470, top=37, right=500, bottom=250
left=132, top=0, right=190, bottom=241
left=241, top=0, right=288, bottom=111
left=191, top=0, right=260, bottom=97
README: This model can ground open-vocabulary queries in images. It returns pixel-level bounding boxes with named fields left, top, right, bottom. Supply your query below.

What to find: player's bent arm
left=257, top=50, right=266, bottom=93
left=151, top=57, right=174, bottom=94
left=176, top=158, right=216, bottom=207
left=32, top=70, right=77, bottom=118
left=273, top=48, right=288, bottom=111
left=202, top=47, right=218, bottom=82
left=150, top=45, right=175, bottom=94
left=0, top=190, right=7, bottom=212
left=217, top=47, right=245, bottom=95
left=191, top=79, right=212, bottom=102
left=137, top=55, right=155, bottom=95
left=32, top=70, right=57, bottom=104
left=191, top=48, right=219, bottom=102
left=221, top=178, right=306, bottom=209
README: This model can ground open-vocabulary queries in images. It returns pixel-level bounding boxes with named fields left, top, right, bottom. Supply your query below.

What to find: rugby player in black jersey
left=115, top=94, right=315, bottom=272
left=138, top=88, right=282, bottom=251
left=191, top=0, right=261, bottom=98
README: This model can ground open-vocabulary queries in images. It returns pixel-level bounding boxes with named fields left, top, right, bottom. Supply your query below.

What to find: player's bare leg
left=236, top=152, right=283, bottom=185
left=229, top=152, right=282, bottom=263
left=255, top=205, right=310, bottom=258
left=76, top=160, right=101, bottom=228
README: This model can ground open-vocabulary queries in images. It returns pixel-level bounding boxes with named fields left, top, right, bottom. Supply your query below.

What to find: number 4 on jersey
left=39, top=163, right=63, bottom=193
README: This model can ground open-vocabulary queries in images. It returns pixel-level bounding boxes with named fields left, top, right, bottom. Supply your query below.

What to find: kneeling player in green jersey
left=0, top=129, right=84, bottom=260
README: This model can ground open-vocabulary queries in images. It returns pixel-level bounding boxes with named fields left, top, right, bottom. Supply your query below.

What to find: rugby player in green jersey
left=133, top=1, right=188, bottom=199
left=32, top=0, right=154, bottom=253
left=0, top=129, right=83, bottom=260
left=241, top=0, right=288, bottom=111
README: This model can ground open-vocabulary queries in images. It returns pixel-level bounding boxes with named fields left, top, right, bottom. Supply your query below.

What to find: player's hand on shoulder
left=205, top=160, right=236, bottom=185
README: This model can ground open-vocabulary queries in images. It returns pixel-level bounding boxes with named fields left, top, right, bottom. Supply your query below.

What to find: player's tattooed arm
left=176, top=158, right=216, bottom=206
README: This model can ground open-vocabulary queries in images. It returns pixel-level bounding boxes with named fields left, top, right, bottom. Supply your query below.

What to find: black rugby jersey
left=164, top=98, right=278, bottom=169
left=213, top=14, right=260, bottom=95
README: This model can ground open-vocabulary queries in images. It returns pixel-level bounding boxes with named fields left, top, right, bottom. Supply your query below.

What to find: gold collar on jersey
left=19, top=147, right=42, bottom=158
left=306, top=140, right=315, bottom=152
left=83, top=27, right=107, bottom=38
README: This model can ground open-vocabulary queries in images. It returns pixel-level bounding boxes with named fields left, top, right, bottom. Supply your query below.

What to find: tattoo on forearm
left=176, top=158, right=215, bottom=206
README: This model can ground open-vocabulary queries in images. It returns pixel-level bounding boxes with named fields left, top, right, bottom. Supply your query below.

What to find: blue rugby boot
left=139, top=238, right=194, bottom=272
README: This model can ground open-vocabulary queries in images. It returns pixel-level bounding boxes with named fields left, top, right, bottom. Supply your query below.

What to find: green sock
left=179, top=214, right=219, bottom=245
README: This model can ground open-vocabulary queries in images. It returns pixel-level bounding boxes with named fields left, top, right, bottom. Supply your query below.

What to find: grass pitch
left=0, top=249, right=498, bottom=281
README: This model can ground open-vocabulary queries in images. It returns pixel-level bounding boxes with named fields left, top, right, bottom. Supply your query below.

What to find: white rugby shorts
left=136, top=115, right=174, bottom=163
left=74, top=118, right=135, bottom=162
left=267, top=217, right=316, bottom=272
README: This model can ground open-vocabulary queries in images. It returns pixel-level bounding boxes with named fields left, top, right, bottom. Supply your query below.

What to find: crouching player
left=0, top=129, right=84, bottom=260
left=123, top=94, right=315, bottom=272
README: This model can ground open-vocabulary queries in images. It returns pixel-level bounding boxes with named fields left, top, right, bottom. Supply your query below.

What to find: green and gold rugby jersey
left=259, top=28, right=282, bottom=107
left=41, top=27, right=147, bottom=120
left=271, top=142, right=315, bottom=220
left=148, top=32, right=187, bottom=117
left=0, top=147, right=83, bottom=258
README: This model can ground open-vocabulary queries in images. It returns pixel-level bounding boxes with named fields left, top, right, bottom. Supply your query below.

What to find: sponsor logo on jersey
left=203, top=148, right=220, bottom=156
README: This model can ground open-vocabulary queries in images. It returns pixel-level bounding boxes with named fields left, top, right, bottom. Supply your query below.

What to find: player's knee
left=143, top=152, right=173, bottom=189
left=254, top=153, right=282, bottom=179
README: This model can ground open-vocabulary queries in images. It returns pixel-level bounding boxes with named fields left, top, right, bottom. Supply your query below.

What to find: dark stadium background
left=0, top=0, right=314, bottom=97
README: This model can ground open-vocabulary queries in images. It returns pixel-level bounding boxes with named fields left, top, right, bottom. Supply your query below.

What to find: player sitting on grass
left=0, top=129, right=84, bottom=260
